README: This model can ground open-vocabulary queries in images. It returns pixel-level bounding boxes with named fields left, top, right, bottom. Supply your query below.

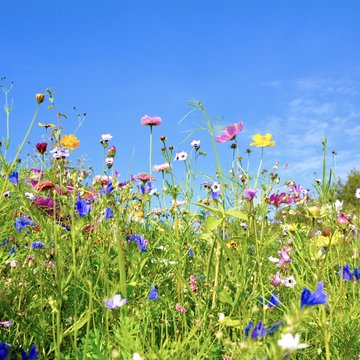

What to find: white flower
left=101, top=134, right=113, bottom=141
left=50, top=147, right=69, bottom=159
left=278, top=333, right=308, bottom=351
left=174, top=151, right=188, bottom=161
left=190, top=139, right=201, bottom=149
left=211, top=182, right=221, bottom=193
left=268, top=256, right=280, bottom=263
left=133, top=353, right=142, bottom=360
left=281, top=275, right=297, bottom=288
left=355, top=188, right=360, bottom=199
left=149, top=188, right=158, bottom=196
left=218, top=313, right=225, bottom=322
left=25, top=192, right=35, bottom=200
left=3, top=191, right=10, bottom=197
left=105, top=157, right=114, bottom=165
left=334, top=199, right=343, bottom=211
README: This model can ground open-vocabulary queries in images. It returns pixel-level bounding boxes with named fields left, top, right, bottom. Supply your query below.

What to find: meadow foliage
left=0, top=85, right=359, bottom=359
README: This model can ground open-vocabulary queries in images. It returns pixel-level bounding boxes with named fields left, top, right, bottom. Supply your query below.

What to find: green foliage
left=337, top=169, right=360, bottom=213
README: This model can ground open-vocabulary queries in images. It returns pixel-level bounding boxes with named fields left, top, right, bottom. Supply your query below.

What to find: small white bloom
left=281, top=275, right=297, bottom=288
left=211, top=182, right=221, bottom=193
left=334, top=199, right=343, bottom=211
left=101, top=134, right=113, bottom=141
left=190, top=139, right=201, bottom=149
left=149, top=188, right=158, bottom=196
left=314, top=178, right=321, bottom=185
left=133, top=353, right=142, bottom=360
left=278, top=333, right=308, bottom=351
left=50, top=147, right=69, bottom=159
left=355, top=188, right=360, bottom=199
left=268, top=256, right=280, bottom=263
left=105, top=157, right=114, bottom=165
left=25, top=192, right=35, bottom=200
left=174, top=151, right=188, bottom=161
left=3, top=191, right=10, bottom=197
left=218, top=313, right=225, bottom=322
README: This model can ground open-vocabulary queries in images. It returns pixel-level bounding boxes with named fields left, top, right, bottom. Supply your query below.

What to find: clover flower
left=140, top=115, right=162, bottom=126
left=153, top=163, right=170, bottom=173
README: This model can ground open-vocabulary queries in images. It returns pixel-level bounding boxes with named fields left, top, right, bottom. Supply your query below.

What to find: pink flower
left=268, top=193, right=287, bottom=207
left=153, top=163, right=170, bottom=173
left=244, top=188, right=257, bottom=201
left=337, top=214, right=348, bottom=228
left=190, top=275, right=199, bottom=296
left=278, top=246, right=292, bottom=264
left=215, top=121, right=243, bottom=143
left=132, top=172, right=155, bottom=182
left=175, top=304, right=187, bottom=313
left=141, top=115, right=162, bottom=127
left=271, top=271, right=282, bottom=287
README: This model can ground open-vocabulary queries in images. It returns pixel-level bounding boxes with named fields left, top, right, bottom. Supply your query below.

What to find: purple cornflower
left=251, top=322, right=266, bottom=340
left=244, top=188, right=257, bottom=201
left=104, top=294, right=127, bottom=309
left=14, top=215, right=36, bottom=233
left=30, top=241, right=44, bottom=249
left=99, top=181, right=115, bottom=196
left=104, top=207, right=114, bottom=220
left=244, top=321, right=254, bottom=338
left=9, top=171, right=18, bottom=185
left=148, top=285, right=159, bottom=300
left=76, top=199, right=91, bottom=217
left=300, top=282, right=328, bottom=309
left=339, top=264, right=353, bottom=281
left=126, top=234, right=148, bottom=252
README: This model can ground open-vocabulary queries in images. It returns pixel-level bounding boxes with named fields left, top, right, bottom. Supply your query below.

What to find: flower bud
left=107, top=145, right=116, bottom=157
left=337, top=214, right=348, bottom=228
left=36, top=93, right=45, bottom=104
left=160, top=135, right=166, bottom=142
left=308, top=205, right=321, bottom=218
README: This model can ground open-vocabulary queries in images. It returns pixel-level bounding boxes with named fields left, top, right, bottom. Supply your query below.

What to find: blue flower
left=104, top=207, right=114, bottom=220
left=9, top=171, right=18, bottom=185
left=267, top=320, right=283, bottom=334
left=251, top=322, right=266, bottom=340
left=104, top=294, right=127, bottom=309
left=260, top=292, right=280, bottom=308
left=99, top=182, right=114, bottom=196
left=339, top=264, right=353, bottom=281
left=21, top=344, right=39, bottom=359
left=30, top=241, right=44, bottom=249
left=300, top=282, right=328, bottom=309
left=76, top=199, right=91, bottom=217
left=126, top=234, right=148, bottom=253
left=354, top=268, right=360, bottom=280
left=148, top=285, right=159, bottom=300
left=9, top=246, right=16, bottom=256
left=14, top=215, right=36, bottom=233
left=244, top=321, right=254, bottom=338
left=0, top=342, right=10, bottom=360
left=188, top=248, right=194, bottom=257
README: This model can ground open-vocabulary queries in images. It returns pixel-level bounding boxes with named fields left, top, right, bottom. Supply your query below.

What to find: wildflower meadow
left=0, top=85, right=360, bottom=360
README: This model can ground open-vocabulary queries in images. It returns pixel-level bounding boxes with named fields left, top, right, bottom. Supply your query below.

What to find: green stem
left=254, top=147, right=264, bottom=189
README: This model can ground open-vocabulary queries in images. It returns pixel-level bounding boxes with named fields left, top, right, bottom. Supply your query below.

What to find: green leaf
left=226, top=207, right=248, bottom=221
left=193, top=202, right=223, bottom=217
left=205, top=215, right=222, bottom=232
left=218, top=290, right=234, bottom=306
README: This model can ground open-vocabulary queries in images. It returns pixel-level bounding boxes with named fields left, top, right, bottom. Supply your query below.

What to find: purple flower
left=104, top=207, right=114, bottom=220
left=148, top=285, right=159, bottom=300
left=30, top=241, right=44, bottom=249
left=14, top=215, right=36, bottom=233
left=105, top=294, right=127, bottom=309
left=339, top=264, right=353, bottom=281
left=9, top=171, right=18, bottom=185
left=215, top=121, right=243, bottom=143
left=300, top=282, right=328, bottom=309
left=251, top=322, right=266, bottom=340
left=244, top=188, right=257, bottom=201
left=0, top=320, right=12, bottom=328
left=76, top=199, right=91, bottom=217
left=126, top=234, right=148, bottom=253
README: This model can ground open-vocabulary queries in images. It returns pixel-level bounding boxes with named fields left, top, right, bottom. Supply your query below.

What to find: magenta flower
left=244, top=188, right=257, bottom=201
left=268, top=192, right=287, bottom=207
left=132, top=172, right=155, bottom=182
left=141, top=115, right=162, bottom=126
left=215, top=121, right=243, bottom=143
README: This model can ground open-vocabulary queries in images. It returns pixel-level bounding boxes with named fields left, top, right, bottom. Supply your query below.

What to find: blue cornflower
left=300, top=282, right=328, bottom=309
left=148, top=285, right=159, bottom=300
left=14, top=215, right=36, bottom=233
left=0, top=342, right=10, bottom=359
left=244, top=321, right=254, bottom=338
left=251, top=322, right=266, bottom=340
left=99, top=181, right=115, bottom=196
left=104, top=207, right=114, bottom=220
left=76, top=199, right=91, bottom=217
left=9, top=171, right=18, bottom=185
left=21, top=344, right=39, bottom=359
left=339, top=264, right=353, bottom=281
left=260, top=292, right=280, bottom=308
left=126, top=234, right=148, bottom=252
left=354, top=268, right=360, bottom=280
left=30, top=241, right=44, bottom=249
left=267, top=320, right=283, bottom=334
left=188, top=248, right=194, bottom=257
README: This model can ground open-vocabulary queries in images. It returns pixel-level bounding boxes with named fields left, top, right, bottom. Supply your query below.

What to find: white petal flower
left=101, top=134, right=113, bottom=141
left=174, top=151, right=188, bottom=161
left=190, top=139, right=201, bottom=149
left=268, top=256, right=280, bottom=263
left=334, top=199, right=343, bottom=211
left=355, top=188, right=360, bottom=199
left=278, top=333, right=308, bottom=351
left=281, top=275, right=297, bottom=288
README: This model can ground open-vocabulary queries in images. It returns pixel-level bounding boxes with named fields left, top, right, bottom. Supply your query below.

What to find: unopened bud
left=36, top=93, right=45, bottom=104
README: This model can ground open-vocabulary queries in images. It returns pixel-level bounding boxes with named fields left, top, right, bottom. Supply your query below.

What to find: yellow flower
left=60, top=134, right=80, bottom=149
left=250, top=133, right=276, bottom=147
left=38, top=122, right=55, bottom=129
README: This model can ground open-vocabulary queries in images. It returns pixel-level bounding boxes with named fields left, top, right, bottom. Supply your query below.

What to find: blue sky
left=2, top=0, right=360, bottom=195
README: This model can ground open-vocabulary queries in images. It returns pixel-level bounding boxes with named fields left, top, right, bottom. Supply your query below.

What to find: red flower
left=36, top=142, right=48, bottom=154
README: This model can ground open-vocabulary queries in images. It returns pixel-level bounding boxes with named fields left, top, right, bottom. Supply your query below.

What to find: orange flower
left=60, top=134, right=80, bottom=149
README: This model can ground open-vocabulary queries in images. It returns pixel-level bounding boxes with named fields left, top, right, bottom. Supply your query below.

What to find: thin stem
left=254, top=147, right=264, bottom=189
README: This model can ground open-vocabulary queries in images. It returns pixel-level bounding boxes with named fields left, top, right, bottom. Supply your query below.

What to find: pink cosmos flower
left=132, top=172, right=155, bottom=182
left=153, top=163, right=170, bottom=173
left=141, top=115, right=162, bottom=126
left=215, top=121, right=243, bottom=143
